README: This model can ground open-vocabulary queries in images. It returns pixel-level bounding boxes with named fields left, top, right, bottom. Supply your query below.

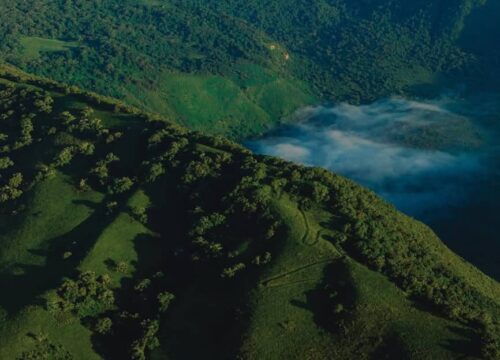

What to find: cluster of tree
left=47, top=271, right=115, bottom=318
left=104, top=271, right=175, bottom=360
left=0, top=81, right=117, bottom=207
left=0, top=85, right=51, bottom=204
left=479, top=320, right=500, bottom=360
left=316, top=176, right=500, bottom=357
left=45, top=266, right=175, bottom=360
left=18, top=333, right=73, bottom=360
left=1, top=69, right=497, bottom=358
left=0, top=0, right=494, bottom=137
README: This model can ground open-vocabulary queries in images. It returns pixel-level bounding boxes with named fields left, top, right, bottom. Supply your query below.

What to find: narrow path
left=299, top=207, right=311, bottom=245
left=264, top=278, right=320, bottom=288
left=299, top=207, right=326, bottom=246
left=260, top=258, right=337, bottom=287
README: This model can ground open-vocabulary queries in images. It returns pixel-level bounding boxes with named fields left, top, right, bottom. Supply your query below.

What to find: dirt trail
left=260, top=258, right=337, bottom=287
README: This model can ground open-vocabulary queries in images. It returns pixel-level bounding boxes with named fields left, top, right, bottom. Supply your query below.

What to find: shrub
left=0, top=156, right=13, bottom=169
left=157, top=292, right=175, bottom=313
left=95, top=317, right=113, bottom=335
left=109, top=177, right=134, bottom=194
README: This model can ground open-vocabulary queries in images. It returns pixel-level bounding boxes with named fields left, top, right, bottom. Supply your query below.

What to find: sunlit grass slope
left=0, top=65, right=498, bottom=359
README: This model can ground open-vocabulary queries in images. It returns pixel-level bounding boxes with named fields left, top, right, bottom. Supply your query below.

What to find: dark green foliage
left=0, top=65, right=498, bottom=359
left=157, top=292, right=175, bottom=313
left=131, top=206, right=148, bottom=224
left=17, top=335, right=72, bottom=360
left=479, top=319, right=500, bottom=360
left=108, top=177, right=134, bottom=194
left=0, top=0, right=495, bottom=137
left=0, top=156, right=14, bottom=169
left=51, top=272, right=114, bottom=317
left=94, top=317, right=113, bottom=335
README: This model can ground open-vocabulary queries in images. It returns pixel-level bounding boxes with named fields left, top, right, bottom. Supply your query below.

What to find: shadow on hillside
left=0, top=199, right=116, bottom=314
left=88, top=232, right=166, bottom=360
left=441, top=325, right=481, bottom=358
left=369, top=332, right=412, bottom=360
left=290, top=258, right=356, bottom=334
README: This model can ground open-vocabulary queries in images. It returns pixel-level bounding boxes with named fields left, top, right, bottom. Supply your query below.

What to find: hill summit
left=0, top=65, right=498, bottom=359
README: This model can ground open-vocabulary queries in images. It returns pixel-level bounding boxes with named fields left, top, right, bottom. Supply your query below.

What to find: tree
left=131, top=206, right=148, bottom=224
left=106, top=201, right=118, bottom=215
left=59, top=111, right=76, bottom=125
left=54, top=147, right=75, bottom=167
left=115, top=261, right=129, bottom=273
left=0, top=156, right=13, bottom=169
left=134, top=279, right=151, bottom=292
left=0, top=172, right=23, bottom=202
left=221, top=263, right=246, bottom=278
left=146, top=162, right=164, bottom=183
left=78, top=142, right=95, bottom=156
left=157, top=292, right=175, bottom=313
left=130, top=319, right=160, bottom=360
left=311, top=181, right=330, bottom=203
left=109, top=177, right=134, bottom=194
left=95, top=317, right=113, bottom=335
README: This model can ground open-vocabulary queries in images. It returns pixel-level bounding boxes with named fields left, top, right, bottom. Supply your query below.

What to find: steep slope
left=0, top=0, right=496, bottom=137
left=0, top=65, right=498, bottom=359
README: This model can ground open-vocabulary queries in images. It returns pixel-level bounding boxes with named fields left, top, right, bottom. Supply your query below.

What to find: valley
left=247, top=94, right=500, bottom=279
left=0, top=0, right=499, bottom=359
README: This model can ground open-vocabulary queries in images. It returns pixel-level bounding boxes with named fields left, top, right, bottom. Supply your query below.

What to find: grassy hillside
left=0, top=65, right=498, bottom=359
left=0, top=0, right=496, bottom=137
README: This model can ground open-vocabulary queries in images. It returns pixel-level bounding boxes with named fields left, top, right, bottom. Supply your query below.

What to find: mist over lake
left=247, top=96, right=500, bottom=279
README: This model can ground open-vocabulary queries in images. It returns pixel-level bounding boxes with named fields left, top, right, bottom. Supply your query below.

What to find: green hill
left=0, top=65, right=498, bottom=360
left=0, top=0, right=497, bottom=137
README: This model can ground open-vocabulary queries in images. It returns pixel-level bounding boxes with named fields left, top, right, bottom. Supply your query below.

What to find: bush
left=0, top=156, right=13, bottom=169
left=157, top=292, right=175, bottom=313
left=109, top=177, right=134, bottom=194
left=131, top=206, right=148, bottom=224
left=95, top=317, right=113, bottom=335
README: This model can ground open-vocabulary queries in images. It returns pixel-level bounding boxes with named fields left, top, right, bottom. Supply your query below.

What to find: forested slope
left=0, top=65, right=498, bottom=359
left=0, top=0, right=496, bottom=137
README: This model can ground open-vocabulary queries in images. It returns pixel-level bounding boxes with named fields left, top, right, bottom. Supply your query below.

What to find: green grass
left=0, top=305, right=100, bottom=360
left=122, top=66, right=316, bottom=139
left=0, top=172, right=104, bottom=313
left=19, top=37, right=80, bottom=60
left=79, top=190, right=160, bottom=286
left=0, top=172, right=105, bottom=358
left=240, top=195, right=481, bottom=359
left=240, top=195, right=340, bottom=359
left=161, top=72, right=271, bottom=135
left=0, top=65, right=497, bottom=359
left=329, top=259, right=479, bottom=359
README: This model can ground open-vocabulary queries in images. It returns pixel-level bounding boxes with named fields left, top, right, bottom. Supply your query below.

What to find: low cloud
left=247, top=96, right=493, bottom=217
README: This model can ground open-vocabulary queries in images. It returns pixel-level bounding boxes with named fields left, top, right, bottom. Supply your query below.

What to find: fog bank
left=246, top=96, right=500, bottom=278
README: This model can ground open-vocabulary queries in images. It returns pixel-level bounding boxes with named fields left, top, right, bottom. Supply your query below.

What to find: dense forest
left=0, top=0, right=497, bottom=137
left=0, top=65, right=498, bottom=359
left=0, top=0, right=499, bottom=359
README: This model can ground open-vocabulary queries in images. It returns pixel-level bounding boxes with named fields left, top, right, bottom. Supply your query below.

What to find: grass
left=328, top=259, right=479, bottom=359
left=239, top=195, right=340, bottom=359
left=239, top=195, right=480, bottom=359
left=0, top=173, right=104, bottom=313
left=15, top=36, right=316, bottom=140
left=0, top=305, right=100, bottom=360
left=19, top=37, right=80, bottom=60
left=232, top=63, right=316, bottom=120
left=79, top=190, right=161, bottom=286
left=0, top=65, right=497, bottom=359
left=122, top=65, right=316, bottom=139
left=0, top=172, right=105, bottom=359
left=161, top=72, right=271, bottom=135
